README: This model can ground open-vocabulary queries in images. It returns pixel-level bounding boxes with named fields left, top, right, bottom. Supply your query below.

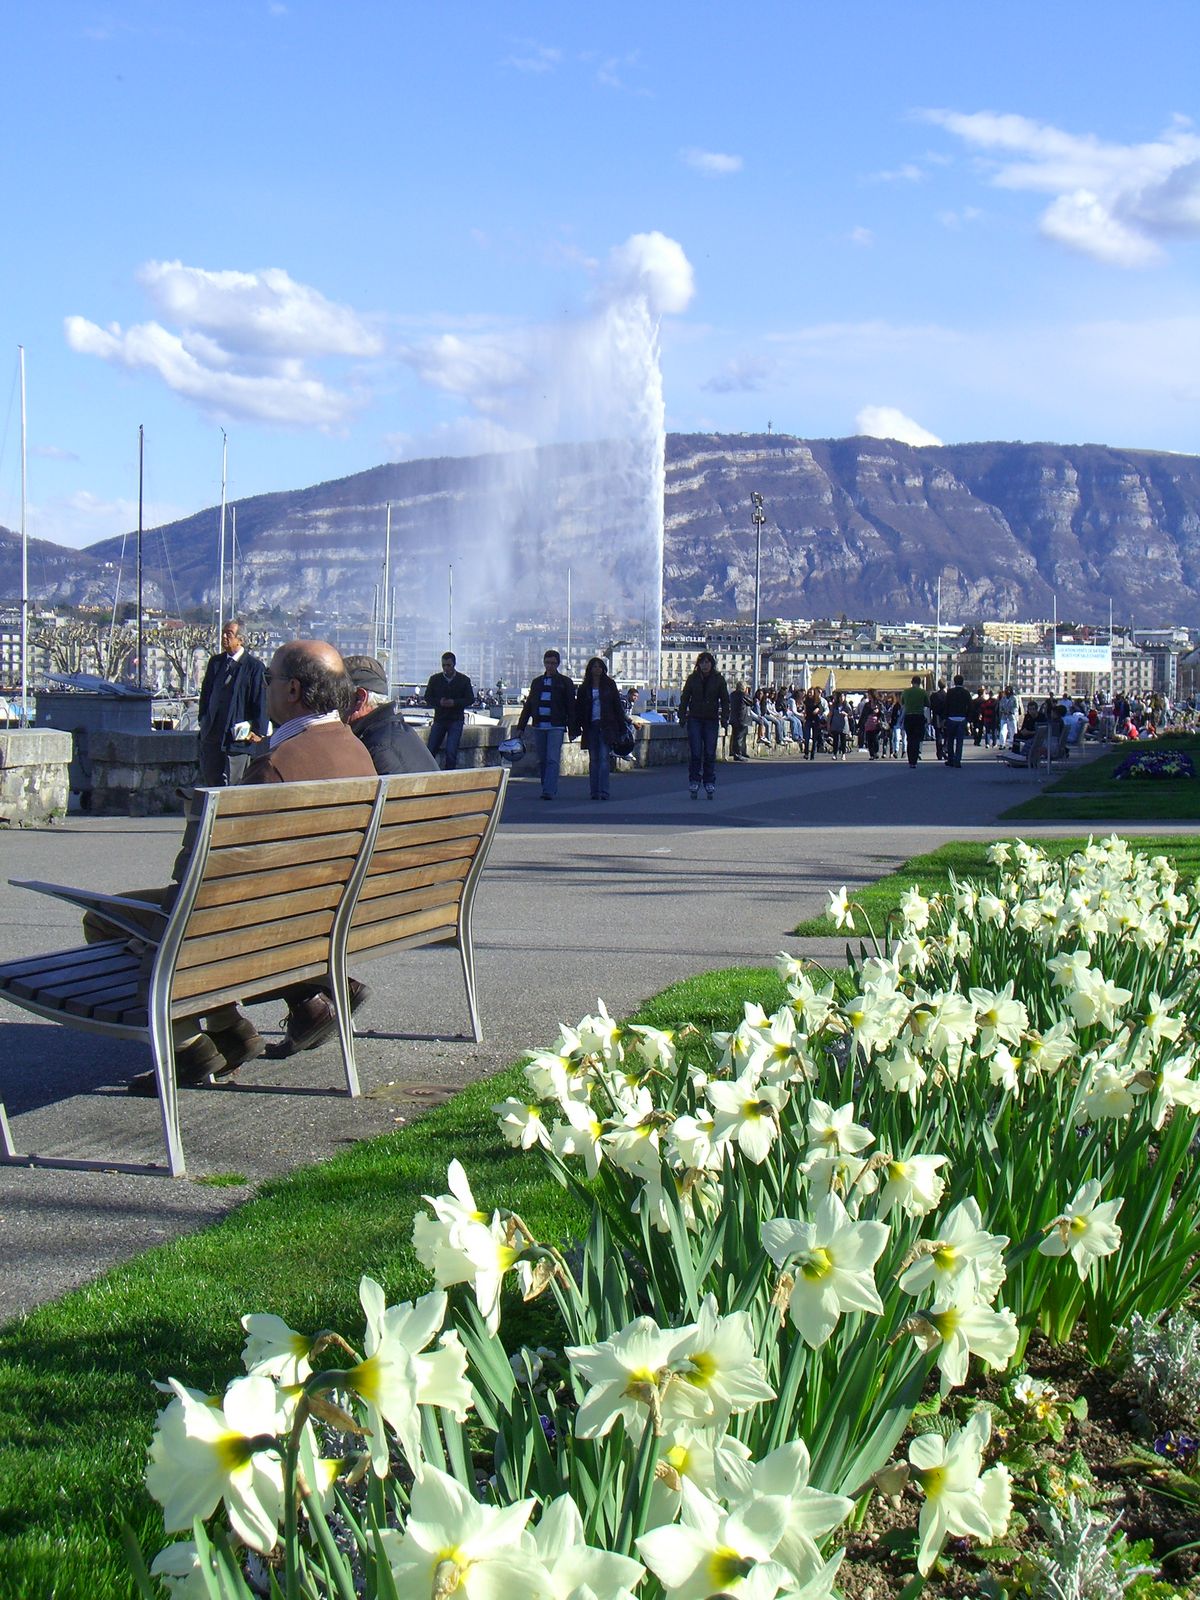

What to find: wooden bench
left=996, top=724, right=1068, bottom=774
left=0, top=767, right=507, bottom=1177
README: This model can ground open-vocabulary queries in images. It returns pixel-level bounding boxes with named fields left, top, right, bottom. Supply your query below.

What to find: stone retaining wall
left=0, top=730, right=72, bottom=826
left=90, top=730, right=201, bottom=816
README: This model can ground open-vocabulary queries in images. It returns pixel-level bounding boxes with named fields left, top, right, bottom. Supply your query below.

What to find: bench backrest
left=348, top=767, right=507, bottom=961
left=165, top=777, right=382, bottom=1019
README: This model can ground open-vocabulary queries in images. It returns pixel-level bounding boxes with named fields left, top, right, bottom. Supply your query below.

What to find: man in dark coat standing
left=423, top=651, right=475, bottom=769
left=197, top=619, right=269, bottom=786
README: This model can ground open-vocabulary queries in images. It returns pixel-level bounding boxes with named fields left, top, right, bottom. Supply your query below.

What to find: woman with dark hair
left=574, top=657, right=626, bottom=801
left=679, top=651, right=730, bottom=799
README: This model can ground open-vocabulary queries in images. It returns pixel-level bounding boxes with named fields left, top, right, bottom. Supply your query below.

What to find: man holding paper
left=196, top=619, right=270, bottom=786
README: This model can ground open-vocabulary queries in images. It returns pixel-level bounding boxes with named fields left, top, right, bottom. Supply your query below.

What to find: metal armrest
left=9, top=881, right=169, bottom=942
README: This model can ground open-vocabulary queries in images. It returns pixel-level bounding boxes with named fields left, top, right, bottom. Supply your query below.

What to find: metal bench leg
left=148, top=999, right=187, bottom=1177
left=459, top=929, right=482, bottom=1044
left=328, top=951, right=361, bottom=1098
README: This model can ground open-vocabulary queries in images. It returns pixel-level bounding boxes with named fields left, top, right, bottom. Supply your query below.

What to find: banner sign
left=1053, top=643, right=1112, bottom=671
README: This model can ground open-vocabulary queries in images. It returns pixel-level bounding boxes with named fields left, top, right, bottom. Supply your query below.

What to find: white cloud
left=867, top=162, right=925, bottom=183
left=937, top=206, right=983, bottom=231
left=921, top=109, right=1200, bottom=266
left=502, top=40, right=561, bottom=73
left=702, top=356, right=772, bottom=394
left=849, top=225, right=874, bottom=247
left=601, top=231, right=695, bottom=315
left=136, top=261, right=382, bottom=358
left=681, top=147, right=743, bottom=176
left=65, top=262, right=380, bottom=427
left=28, top=489, right=189, bottom=551
left=385, top=417, right=535, bottom=462
left=855, top=406, right=943, bottom=447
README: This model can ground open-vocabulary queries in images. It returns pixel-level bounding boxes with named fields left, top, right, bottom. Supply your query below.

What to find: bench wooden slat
left=357, top=859, right=468, bottom=901
left=379, top=792, right=496, bottom=827
left=203, top=832, right=365, bottom=879
left=11, top=954, right=141, bottom=1004
left=200, top=776, right=382, bottom=815
left=169, top=957, right=330, bottom=1021
left=65, top=980, right=142, bottom=1019
left=372, top=816, right=491, bottom=854
left=171, top=936, right=333, bottom=1004
left=348, top=905, right=461, bottom=955
left=0, top=940, right=131, bottom=982
left=188, top=883, right=343, bottom=934
left=351, top=884, right=463, bottom=929
left=176, top=909, right=338, bottom=971
left=211, top=803, right=374, bottom=848
left=193, top=859, right=354, bottom=909
left=366, top=839, right=483, bottom=874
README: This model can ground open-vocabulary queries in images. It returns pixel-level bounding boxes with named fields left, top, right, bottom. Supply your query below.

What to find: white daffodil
left=762, top=1194, right=889, bottom=1348
left=742, top=1005, right=810, bottom=1086
left=707, top=1072, right=787, bottom=1165
left=915, top=1277, right=1019, bottom=1393
left=650, top=1427, right=751, bottom=1524
left=877, top=1042, right=928, bottom=1098
left=805, top=1098, right=873, bottom=1156
left=577, top=1000, right=622, bottom=1062
left=1068, top=969, right=1134, bottom=1031
left=800, top=1148, right=878, bottom=1210
left=603, top=1089, right=666, bottom=1183
left=1048, top=948, right=1092, bottom=989
left=671, top=1296, right=776, bottom=1428
left=827, top=886, right=855, bottom=930
left=1146, top=1053, right=1200, bottom=1130
left=1023, top=1020, right=1077, bottom=1075
left=986, top=842, right=1011, bottom=866
left=839, top=990, right=907, bottom=1059
left=909, top=1408, right=995, bottom=1575
left=146, top=1375, right=284, bottom=1555
left=668, top=1109, right=734, bottom=1173
left=876, top=1153, right=949, bottom=1219
left=718, top=1440, right=854, bottom=1580
left=1038, top=1181, right=1123, bottom=1279
left=637, top=1478, right=792, bottom=1600
left=980, top=1461, right=1013, bottom=1540
left=969, top=983, right=1028, bottom=1056
left=1075, top=1058, right=1140, bottom=1123
left=522, top=1042, right=591, bottom=1105
left=550, top=1096, right=606, bottom=1177
left=567, top=1314, right=697, bottom=1441
left=899, top=1198, right=1008, bottom=1303
left=382, top=1465, right=547, bottom=1599
left=148, top=1542, right=209, bottom=1599
left=626, top=1022, right=676, bottom=1074
left=240, top=1313, right=313, bottom=1385
left=527, top=1493, right=646, bottom=1600
left=783, top=970, right=837, bottom=1036
left=895, top=933, right=932, bottom=975
left=492, top=1097, right=553, bottom=1151
left=413, top=1207, right=532, bottom=1336
left=953, top=882, right=978, bottom=917
left=908, top=990, right=977, bottom=1067
left=977, top=892, right=1007, bottom=925
left=899, top=885, right=932, bottom=932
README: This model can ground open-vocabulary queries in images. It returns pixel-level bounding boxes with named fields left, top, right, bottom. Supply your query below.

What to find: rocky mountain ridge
left=4, top=433, right=1197, bottom=626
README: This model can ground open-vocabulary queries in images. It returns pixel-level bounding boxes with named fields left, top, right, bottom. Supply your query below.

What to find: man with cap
left=343, top=655, right=438, bottom=775
left=423, top=652, right=476, bottom=769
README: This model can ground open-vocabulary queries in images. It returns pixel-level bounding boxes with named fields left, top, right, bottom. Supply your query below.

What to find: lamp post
left=751, top=492, right=765, bottom=694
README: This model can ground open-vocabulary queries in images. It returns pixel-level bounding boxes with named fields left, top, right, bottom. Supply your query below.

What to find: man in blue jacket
left=516, top=648, right=577, bottom=799
left=196, top=620, right=269, bottom=786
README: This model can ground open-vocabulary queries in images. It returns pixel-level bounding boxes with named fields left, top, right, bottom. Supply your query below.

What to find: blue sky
left=2, top=0, right=1198, bottom=549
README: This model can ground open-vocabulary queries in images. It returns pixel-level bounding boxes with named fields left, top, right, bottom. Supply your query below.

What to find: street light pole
left=751, top=492, right=765, bottom=694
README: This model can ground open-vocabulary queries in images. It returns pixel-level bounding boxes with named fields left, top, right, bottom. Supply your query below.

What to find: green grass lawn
left=0, top=966, right=785, bottom=1600
left=1000, top=735, right=1200, bottom=823
left=792, top=834, right=1200, bottom=937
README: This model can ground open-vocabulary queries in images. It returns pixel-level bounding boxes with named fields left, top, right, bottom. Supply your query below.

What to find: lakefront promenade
left=0, top=738, right=1184, bottom=1323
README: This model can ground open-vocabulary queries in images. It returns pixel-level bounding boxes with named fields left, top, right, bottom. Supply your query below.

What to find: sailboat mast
left=217, top=430, right=228, bottom=642
left=137, top=424, right=144, bottom=690
left=382, top=502, right=391, bottom=662
left=18, top=346, right=28, bottom=720
left=230, top=505, right=237, bottom=620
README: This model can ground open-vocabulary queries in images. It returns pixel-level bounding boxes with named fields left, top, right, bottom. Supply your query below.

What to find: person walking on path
left=423, top=651, right=475, bottom=770
left=997, top=686, right=1020, bottom=749
left=901, top=676, right=930, bottom=767
left=574, top=657, right=626, bottom=800
left=943, top=675, right=974, bottom=768
left=196, top=619, right=269, bottom=787
left=680, top=650, right=730, bottom=799
left=516, top=649, right=577, bottom=800
left=728, top=681, right=753, bottom=760
left=928, top=679, right=948, bottom=762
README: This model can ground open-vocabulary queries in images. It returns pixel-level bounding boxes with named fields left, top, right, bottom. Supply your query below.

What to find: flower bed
left=133, top=836, right=1200, bottom=1599
left=1112, top=748, right=1197, bottom=781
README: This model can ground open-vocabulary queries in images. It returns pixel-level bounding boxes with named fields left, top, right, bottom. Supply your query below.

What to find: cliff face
left=7, top=434, right=1200, bottom=625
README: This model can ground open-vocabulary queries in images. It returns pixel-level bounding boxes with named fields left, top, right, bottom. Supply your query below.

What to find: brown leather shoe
left=277, top=980, right=370, bottom=1056
left=207, top=1017, right=266, bottom=1079
left=126, top=1035, right=222, bottom=1097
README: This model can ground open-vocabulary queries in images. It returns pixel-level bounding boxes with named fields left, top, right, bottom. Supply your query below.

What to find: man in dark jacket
left=516, top=648, right=577, bottom=800
left=196, top=620, right=269, bottom=785
left=928, top=679, right=949, bottom=762
left=423, top=652, right=475, bottom=769
left=345, top=656, right=438, bottom=775
left=943, top=675, right=974, bottom=768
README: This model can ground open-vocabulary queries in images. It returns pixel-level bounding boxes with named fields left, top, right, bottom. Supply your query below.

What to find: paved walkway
left=0, top=740, right=1184, bottom=1323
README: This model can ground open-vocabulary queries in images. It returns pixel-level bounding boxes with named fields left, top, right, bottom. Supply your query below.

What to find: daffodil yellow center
left=920, top=1465, right=947, bottom=1499
left=887, top=1160, right=907, bottom=1181
left=741, top=1100, right=766, bottom=1119
left=348, top=1352, right=385, bottom=1403
left=1069, top=1214, right=1089, bottom=1235
left=433, top=1551, right=467, bottom=1597
left=708, top=1549, right=755, bottom=1587
left=214, top=1432, right=258, bottom=1472
left=848, top=1010, right=865, bottom=1027
left=930, top=1308, right=960, bottom=1338
left=665, top=1443, right=691, bottom=1472
left=933, top=1245, right=958, bottom=1271
left=801, top=1247, right=834, bottom=1280
left=686, top=1351, right=717, bottom=1385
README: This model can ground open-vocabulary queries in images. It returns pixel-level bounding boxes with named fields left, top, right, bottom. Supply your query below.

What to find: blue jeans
left=945, top=717, right=967, bottom=766
left=586, top=726, right=610, bottom=798
left=427, top=718, right=463, bottom=769
left=534, top=726, right=566, bottom=796
left=687, top=718, right=719, bottom=788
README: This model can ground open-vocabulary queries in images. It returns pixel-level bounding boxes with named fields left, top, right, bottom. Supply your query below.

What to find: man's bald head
left=267, top=639, right=352, bottom=723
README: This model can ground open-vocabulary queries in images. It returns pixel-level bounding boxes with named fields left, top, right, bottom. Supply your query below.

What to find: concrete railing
left=89, top=729, right=201, bottom=816
left=0, top=730, right=72, bottom=826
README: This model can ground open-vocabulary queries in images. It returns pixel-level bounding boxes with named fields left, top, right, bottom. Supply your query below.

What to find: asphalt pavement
left=0, top=738, right=1186, bottom=1323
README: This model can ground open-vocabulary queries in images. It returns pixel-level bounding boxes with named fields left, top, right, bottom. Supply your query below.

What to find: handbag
left=610, top=717, right=637, bottom=757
